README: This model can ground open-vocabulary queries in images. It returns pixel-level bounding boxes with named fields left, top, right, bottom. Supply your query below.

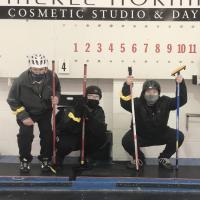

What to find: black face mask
left=87, top=99, right=99, bottom=109
left=31, top=73, right=45, bottom=83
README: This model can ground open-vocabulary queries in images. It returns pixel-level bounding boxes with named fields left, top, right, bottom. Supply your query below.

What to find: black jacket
left=7, top=69, right=61, bottom=120
left=56, top=104, right=107, bottom=138
left=120, top=80, right=187, bottom=138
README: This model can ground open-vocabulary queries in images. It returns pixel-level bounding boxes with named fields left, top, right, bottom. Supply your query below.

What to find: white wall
left=1, top=77, right=200, bottom=160
left=0, top=20, right=199, bottom=79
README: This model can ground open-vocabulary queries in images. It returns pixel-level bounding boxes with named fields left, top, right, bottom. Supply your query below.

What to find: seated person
left=120, top=75, right=187, bottom=170
left=56, top=85, right=112, bottom=168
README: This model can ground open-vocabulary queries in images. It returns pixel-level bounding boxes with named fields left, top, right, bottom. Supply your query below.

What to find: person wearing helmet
left=56, top=85, right=111, bottom=168
left=120, top=76, right=187, bottom=170
left=7, top=54, right=61, bottom=173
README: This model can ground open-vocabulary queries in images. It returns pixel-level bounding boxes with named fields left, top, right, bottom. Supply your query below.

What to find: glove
left=74, top=97, right=93, bottom=118
left=83, top=104, right=93, bottom=118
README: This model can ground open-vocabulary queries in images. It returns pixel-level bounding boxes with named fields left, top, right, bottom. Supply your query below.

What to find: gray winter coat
left=7, top=69, right=61, bottom=120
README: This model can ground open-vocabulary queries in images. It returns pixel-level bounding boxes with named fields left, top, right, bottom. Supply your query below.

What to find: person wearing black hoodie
left=56, top=85, right=112, bottom=168
left=56, top=85, right=112, bottom=169
left=120, top=75, right=187, bottom=170
left=7, top=54, right=61, bottom=173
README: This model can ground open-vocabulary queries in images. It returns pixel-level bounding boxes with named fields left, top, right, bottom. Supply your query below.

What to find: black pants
left=56, top=131, right=110, bottom=162
left=17, top=110, right=53, bottom=162
left=122, top=127, right=184, bottom=160
left=56, top=133, right=81, bottom=161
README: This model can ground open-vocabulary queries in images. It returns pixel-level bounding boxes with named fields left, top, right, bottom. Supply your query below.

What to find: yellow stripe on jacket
left=13, top=106, right=25, bottom=115
left=68, top=112, right=81, bottom=123
left=120, top=93, right=131, bottom=101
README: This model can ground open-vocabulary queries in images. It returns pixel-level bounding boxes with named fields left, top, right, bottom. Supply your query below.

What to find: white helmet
left=28, top=54, right=48, bottom=68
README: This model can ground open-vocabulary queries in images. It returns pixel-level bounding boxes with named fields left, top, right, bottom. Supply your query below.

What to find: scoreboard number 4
left=58, top=59, right=70, bottom=74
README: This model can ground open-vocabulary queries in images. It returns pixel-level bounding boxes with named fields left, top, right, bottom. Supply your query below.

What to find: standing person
left=120, top=76, right=187, bottom=170
left=56, top=85, right=112, bottom=168
left=7, top=54, right=61, bottom=173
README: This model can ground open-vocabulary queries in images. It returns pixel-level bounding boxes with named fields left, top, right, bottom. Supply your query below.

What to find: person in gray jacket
left=7, top=54, right=61, bottom=173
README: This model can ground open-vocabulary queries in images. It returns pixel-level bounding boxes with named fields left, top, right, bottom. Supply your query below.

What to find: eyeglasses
left=87, top=94, right=100, bottom=100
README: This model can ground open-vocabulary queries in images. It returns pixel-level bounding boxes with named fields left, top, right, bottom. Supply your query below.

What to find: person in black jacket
left=56, top=85, right=110, bottom=168
left=120, top=75, right=187, bottom=170
left=7, top=54, right=61, bottom=173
